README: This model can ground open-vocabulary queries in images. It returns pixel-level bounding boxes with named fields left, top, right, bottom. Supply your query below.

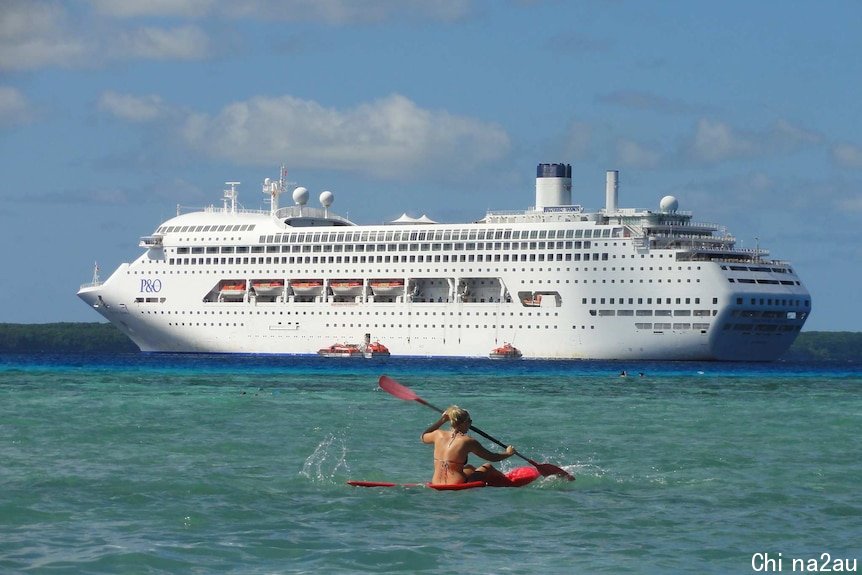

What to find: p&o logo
left=140, top=279, right=163, bottom=293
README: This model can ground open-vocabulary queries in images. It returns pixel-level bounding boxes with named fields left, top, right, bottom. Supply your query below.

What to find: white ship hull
left=78, top=165, right=811, bottom=361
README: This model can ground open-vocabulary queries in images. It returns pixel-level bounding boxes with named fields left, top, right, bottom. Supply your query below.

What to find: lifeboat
left=317, top=343, right=364, bottom=358
left=489, top=343, right=522, bottom=360
left=330, top=279, right=364, bottom=297
left=369, top=279, right=405, bottom=296
left=219, top=281, right=246, bottom=298
left=291, top=279, right=324, bottom=296
left=363, top=341, right=390, bottom=358
left=251, top=279, right=285, bottom=297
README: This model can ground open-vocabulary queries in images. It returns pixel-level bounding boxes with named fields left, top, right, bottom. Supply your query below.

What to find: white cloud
left=771, top=118, right=820, bottom=147
left=4, top=0, right=467, bottom=72
left=0, top=86, right=33, bottom=126
left=181, top=93, right=510, bottom=178
left=89, top=0, right=217, bottom=18
left=1, top=2, right=211, bottom=69
left=117, top=25, right=211, bottom=60
left=683, top=118, right=822, bottom=165
left=98, top=91, right=171, bottom=122
left=837, top=195, right=862, bottom=213
left=90, top=0, right=472, bottom=23
left=832, top=144, right=862, bottom=169
left=225, top=0, right=472, bottom=24
left=616, top=139, right=661, bottom=168
left=561, top=120, right=592, bottom=160
left=688, top=119, right=756, bottom=164
left=598, top=90, right=700, bottom=115
left=0, top=1, right=90, bottom=70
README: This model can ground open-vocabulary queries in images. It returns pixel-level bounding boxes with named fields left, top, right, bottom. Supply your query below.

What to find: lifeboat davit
left=489, top=343, right=522, bottom=360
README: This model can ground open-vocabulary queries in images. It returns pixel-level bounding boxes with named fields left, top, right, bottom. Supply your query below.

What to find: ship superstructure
left=78, top=164, right=810, bottom=360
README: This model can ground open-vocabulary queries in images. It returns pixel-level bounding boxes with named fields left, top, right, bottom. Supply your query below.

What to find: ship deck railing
left=176, top=205, right=270, bottom=216
left=275, top=205, right=354, bottom=225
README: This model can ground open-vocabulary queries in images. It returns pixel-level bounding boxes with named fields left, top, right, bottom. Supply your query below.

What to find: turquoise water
left=1, top=354, right=860, bottom=574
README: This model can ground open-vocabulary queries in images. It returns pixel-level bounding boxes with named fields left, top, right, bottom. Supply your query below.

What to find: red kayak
left=348, top=465, right=541, bottom=491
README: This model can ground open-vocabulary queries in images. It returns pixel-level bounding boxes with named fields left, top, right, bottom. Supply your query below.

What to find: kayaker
left=421, top=405, right=515, bottom=485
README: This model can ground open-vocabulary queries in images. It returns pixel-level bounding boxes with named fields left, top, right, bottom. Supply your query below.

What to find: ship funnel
left=535, top=163, right=572, bottom=209
left=605, top=170, right=618, bottom=213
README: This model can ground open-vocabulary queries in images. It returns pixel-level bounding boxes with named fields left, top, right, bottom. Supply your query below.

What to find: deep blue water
left=1, top=353, right=860, bottom=574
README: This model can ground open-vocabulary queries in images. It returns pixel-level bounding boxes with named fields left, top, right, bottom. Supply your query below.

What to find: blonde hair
left=445, top=405, right=470, bottom=427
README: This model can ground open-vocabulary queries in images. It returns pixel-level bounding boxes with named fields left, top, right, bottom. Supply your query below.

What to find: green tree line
left=0, top=323, right=138, bottom=353
left=0, top=323, right=859, bottom=361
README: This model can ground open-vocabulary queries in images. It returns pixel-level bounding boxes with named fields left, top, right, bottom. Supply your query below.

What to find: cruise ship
left=77, top=164, right=811, bottom=360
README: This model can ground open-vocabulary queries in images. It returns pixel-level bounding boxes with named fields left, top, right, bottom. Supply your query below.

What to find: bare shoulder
left=421, top=428, right=441, bottom=443
left=463, top=435, right=482, bottom=448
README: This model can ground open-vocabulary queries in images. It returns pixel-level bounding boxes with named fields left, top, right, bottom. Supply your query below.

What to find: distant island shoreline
left=1, top=323, right=859, bottom=362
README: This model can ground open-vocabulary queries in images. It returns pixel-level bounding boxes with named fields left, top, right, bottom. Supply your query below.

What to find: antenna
left=263, top=165, right=290, bottom=216
left=224, top=182, right=240, bottom=213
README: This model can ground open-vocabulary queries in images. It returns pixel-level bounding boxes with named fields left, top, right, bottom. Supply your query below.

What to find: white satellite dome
left=319, top=190, right=334, bottom=207
left=292, top=186, right=309, bottom=205
left=660, top=195, right=679, bottom=213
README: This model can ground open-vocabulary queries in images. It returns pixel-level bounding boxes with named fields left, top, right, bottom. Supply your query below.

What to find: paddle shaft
left=414, top=397, right=538, bottom=467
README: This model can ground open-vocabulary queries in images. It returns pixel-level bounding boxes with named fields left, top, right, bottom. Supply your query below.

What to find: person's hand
left=505, top=445, right=515, bottom=457
left=440, top=412, right=450, bottom=422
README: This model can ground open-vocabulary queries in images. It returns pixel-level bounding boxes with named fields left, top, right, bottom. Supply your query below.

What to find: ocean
left=1, top=353, right=859, bottom=574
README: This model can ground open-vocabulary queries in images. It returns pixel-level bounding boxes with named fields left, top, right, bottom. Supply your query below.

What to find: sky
left=1, top=0, right=860, bottom=331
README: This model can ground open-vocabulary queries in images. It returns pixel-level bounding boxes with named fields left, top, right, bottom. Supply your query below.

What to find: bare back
left=423, top=429, right=508, bottom=484
left=428, top=429, right=473, bottom=484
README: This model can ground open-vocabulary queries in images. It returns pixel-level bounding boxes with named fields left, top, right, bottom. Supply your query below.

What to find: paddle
left=378, top=375, right=574, bottom=481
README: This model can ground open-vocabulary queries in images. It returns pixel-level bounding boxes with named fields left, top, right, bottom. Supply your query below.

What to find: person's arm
left=421, top=413, right=449, bottom=443
left=466, top=437, right=515, bottom=462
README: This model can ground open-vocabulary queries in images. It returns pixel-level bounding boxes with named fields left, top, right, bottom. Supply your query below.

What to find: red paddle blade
left=530, top=460, right=576, bottom=481
left=378, top=375, right=418, bottom=401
